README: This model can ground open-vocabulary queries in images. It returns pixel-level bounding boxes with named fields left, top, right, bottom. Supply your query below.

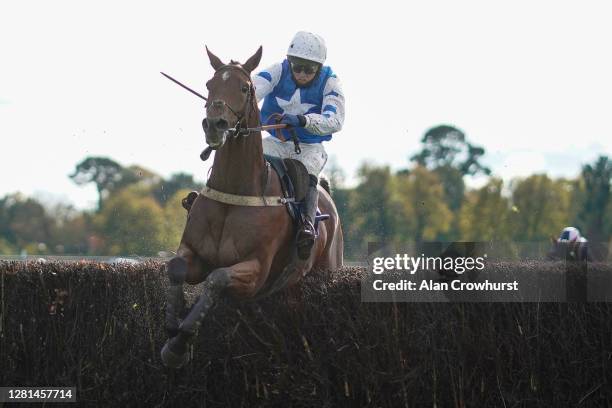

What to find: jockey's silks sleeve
left=252, top=60, right=345, bottom=143
left=303, top=76, right=345, bottom=135
left=253, top=63, right=283, bottom=102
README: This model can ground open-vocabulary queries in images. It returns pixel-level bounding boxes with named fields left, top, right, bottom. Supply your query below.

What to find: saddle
left=264, top=154, right=329, bottom=230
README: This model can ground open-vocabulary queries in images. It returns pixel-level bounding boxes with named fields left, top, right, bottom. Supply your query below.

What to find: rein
left=162, top=68, right=302, bottom=160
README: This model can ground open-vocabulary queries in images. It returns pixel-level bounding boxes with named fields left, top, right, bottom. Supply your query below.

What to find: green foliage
left=152, top=173, right=204, bottom=206
left=510, top=175, right=572, bottom=242
left=0, top=237, right=16, bottom=255
left=576, top=155, right=611, bottom=241
left=2, top=151, right=610, bottom=259
left=70, top=156, right=126, bottom=210
left=345, top=164, right=400, bottom=253
left=340, top=164, right=452, bottom=257
left=433, top=165, right=465, bottom=212
left=393, top=166, right=452, bottom=242
left=93, top=188, right=167, bottom=256
left=162, top=189, right=190, bottom=252
left=410, top=125, right=491, bottom=177
left=459, top=178, right=513, bottom=241
left=1, top=156, right=201, bottom=256
left=70, top=157, right=162, bottom=210
left=47, top=205, right=92, bottom=254
left=0, top=193, right=52, bottom=250
left=410, top=125, right=491, bottom=213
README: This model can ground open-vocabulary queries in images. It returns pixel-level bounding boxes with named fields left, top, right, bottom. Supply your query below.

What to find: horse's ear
left=550, top=235, right=557, bottom=244
left=206, top=46, right=224, bottom=71
left=242, top=46, right=263, bottom=73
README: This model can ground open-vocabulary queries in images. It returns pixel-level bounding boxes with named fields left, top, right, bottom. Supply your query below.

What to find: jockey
left=558, top=226, right=588, bottom=244
left=252, top=31, right=345, bottom=259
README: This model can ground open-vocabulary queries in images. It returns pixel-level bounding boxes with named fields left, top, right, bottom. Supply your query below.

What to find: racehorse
left=160, top=46, right=343, bottom=368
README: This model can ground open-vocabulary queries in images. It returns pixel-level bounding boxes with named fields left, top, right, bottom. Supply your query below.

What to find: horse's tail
left=319, top=175, right=331, bottom=195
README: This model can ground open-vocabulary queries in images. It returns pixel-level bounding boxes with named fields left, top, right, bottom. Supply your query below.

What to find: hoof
left=161, top=339, right=190, bottom=369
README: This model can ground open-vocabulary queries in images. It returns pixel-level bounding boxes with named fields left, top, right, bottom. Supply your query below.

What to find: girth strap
left=200, top=186, right=291, bottom=207
left=200, top=155, right=299, bottom=209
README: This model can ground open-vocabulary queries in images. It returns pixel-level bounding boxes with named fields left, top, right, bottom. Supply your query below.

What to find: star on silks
left=276, top=90, right=316, bottom=115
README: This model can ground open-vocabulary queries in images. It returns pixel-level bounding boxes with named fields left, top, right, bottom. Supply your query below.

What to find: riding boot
left=181, top=191, right=199, bottom=213
left=297, top=175, right=319, bottom=260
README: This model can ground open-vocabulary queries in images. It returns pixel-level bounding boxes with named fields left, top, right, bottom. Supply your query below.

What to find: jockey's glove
left=280, top=114, right=306, bottom=128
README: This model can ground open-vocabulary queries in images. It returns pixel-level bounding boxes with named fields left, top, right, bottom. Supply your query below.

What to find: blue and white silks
left=252, top=59, right=345, bottom=144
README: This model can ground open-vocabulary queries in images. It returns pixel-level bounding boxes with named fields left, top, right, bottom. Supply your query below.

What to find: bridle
left=200, top=64, right=292, bottom=207
left=205, top=64, right=258, bottom=138
left=160, top=67, right=299, bottom=162
left=161, top=62, right=299, bottom=207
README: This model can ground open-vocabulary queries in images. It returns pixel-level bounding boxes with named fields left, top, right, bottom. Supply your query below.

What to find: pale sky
left=1, top=0, right=610, bottom=210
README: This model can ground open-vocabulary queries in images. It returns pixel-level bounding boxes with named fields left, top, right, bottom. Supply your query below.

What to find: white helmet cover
left=287, top=31, right=327, bottom=64
left=559, top=226, right=581, bottom=242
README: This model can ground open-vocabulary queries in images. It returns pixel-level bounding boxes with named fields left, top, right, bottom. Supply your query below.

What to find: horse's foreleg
left=165, top=247, right=212, bottom=338
left=165, top=256, right=189, bottom=338
left=161, top=259, right=265, bottom=368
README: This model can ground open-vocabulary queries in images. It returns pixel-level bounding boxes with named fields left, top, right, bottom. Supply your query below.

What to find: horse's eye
left=241, top=85, right=249, bottom=94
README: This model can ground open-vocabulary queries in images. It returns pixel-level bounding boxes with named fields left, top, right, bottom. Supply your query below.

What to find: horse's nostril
left=215, top=119, right=229, bottom=130
left=202, top=118, right=209, bottom=130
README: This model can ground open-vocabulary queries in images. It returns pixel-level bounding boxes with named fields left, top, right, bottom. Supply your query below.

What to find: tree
left=70, top=157, right=165, bottom=211
left=117, top=165, right=160, bottom=190
left=70, top=157, right=128, bottom=210
left=346, top=164, right=401, bottom=255
left=162, top=189, right=191, bottom=252
left=153, top=173, right=204, bottom=206
left=0, top=193, right=52, bottom=251
left=459, top=178, right=513, bottom=241
left=0, top=237, right=16, bottom=255
left=324, top=158, right=353, bottom=251
left=325, top=157, right=346, bottom=189
left=93, top=186, right=167, bottom=256
left=393, top=166, right=452, bottom=243
left=410, top=125, right=491, bottom=211
left=576, top=155, right=611, bottom=242
left=510, top=175, right=572, bottom=242
left=410, top=125, right=489, bottom=174
left=46, top=203, right=92, bottom=254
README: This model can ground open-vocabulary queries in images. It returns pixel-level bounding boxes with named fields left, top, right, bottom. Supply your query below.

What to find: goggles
left=290, top=62, right=318, bottom=75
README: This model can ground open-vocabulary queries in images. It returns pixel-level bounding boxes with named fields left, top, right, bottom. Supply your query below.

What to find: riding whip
left=161, top=72, right=208, bottom=101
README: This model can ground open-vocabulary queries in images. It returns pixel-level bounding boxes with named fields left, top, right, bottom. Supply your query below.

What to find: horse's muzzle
left=202, top=117, right=230, bottom=149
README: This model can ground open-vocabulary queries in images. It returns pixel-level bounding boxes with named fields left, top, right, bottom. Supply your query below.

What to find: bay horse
left=161, top=46, right=343, bottom=368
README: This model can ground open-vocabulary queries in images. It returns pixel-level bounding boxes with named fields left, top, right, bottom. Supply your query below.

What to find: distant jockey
left=252, top=31, right=345, bottom=259
left=547, top=226, right=591, bottom=261
left=557, top=227, right=588, bottom=244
